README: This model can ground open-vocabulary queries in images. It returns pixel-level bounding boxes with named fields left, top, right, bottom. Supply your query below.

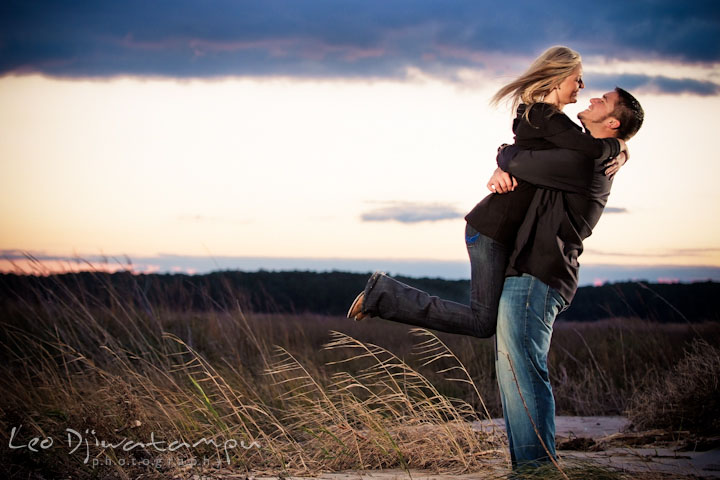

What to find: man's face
left=578, top=90, right=618, bottom=125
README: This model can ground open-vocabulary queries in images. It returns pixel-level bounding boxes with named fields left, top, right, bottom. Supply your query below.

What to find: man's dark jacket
left=465, top=145, right=615, bottom=303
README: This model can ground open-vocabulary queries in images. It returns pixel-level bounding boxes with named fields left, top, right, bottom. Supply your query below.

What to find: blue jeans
left=361, top=223, right=507, bottom=338
left=495, top=274, right=566, bottom=469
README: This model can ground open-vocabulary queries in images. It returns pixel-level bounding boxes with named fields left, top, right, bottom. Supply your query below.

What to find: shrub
left=626, top=339, right=720, bottom=436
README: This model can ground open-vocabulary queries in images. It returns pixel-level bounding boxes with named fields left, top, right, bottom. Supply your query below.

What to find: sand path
left=194, top=416, right=720, bottom=479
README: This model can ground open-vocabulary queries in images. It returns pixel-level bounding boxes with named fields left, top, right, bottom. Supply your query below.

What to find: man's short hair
left=612, top=87, right=644, bottom=140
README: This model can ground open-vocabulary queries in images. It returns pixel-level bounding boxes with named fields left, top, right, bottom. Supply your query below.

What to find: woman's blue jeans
left=360, top=222, right=507, bottom=338
left=495, top=273, right=566, bottom=469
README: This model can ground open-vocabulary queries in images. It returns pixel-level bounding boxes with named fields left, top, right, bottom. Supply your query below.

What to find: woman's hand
left=487, top=167, right=517, bottom=193
left=617, top=138, right=630, bottom=162
left=604, top=151, right=627, bottom=178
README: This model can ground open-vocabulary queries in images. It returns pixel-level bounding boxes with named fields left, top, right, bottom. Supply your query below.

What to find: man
left=486, top=87, right=644, bottom=470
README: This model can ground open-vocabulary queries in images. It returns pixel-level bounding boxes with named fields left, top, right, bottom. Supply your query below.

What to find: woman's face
left=556, top=65, right=584, bottom=106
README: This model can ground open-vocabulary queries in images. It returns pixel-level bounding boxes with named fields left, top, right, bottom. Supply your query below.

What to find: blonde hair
left=491, top=46, right=582, bottom=115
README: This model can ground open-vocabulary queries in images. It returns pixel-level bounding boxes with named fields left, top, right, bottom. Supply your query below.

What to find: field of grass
left=1, top=273, right=718, bottom=479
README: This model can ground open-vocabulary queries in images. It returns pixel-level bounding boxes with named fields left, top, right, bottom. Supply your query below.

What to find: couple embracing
left=346, top=46, right=644, bottom=472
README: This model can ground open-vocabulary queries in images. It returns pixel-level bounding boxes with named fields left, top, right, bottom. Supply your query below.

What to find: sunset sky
left=1, top=1, right=719, bottom=285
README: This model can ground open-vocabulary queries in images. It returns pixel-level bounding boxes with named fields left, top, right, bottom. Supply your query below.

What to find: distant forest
left=0, top=270, right=717, bottom=323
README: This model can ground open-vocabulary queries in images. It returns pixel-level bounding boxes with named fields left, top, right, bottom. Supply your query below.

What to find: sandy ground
left=481, top=416, right=720, bottom=478
left=507, top=416, right=720, bottom=478
left=192, top=416, right=720, bottom=479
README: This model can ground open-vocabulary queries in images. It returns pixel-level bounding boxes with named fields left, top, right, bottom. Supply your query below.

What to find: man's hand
left=487, top=167, right=517, bottom=193
left=604, top=151, right=627, bottom=178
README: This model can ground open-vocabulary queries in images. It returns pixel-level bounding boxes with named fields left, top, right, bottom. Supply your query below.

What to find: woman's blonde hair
left=491, top=45, right=582, bottom=114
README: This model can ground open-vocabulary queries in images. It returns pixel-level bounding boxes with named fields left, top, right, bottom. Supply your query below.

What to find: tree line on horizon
left=0, top=270, right=717, bottom=323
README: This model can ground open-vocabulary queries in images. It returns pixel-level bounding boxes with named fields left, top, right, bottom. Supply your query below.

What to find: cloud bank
left=585, top=247, right=720, bottom=258
left=2, top=0, right=718, bottom=93
left=361, top=202, right=463, bottom=223
left=586, top=73, right=720, bottom=96
left=604, top=207, right=628, bottom=214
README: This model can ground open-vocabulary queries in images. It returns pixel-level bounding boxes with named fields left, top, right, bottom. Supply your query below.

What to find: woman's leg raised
left=356, top=223, right=506, bottom=338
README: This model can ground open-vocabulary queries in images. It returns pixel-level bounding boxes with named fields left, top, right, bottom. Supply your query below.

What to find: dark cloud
left=604, top=207, right=628, bottom=214
left=586, top=73, right=720, bottom=96
left=1, top=1, right=718, bottom=80
left=585, top=247, right=720, bottom=258
left=1, top=249, right=72, bottom=262
left=361, top=202, right=463, bottom=223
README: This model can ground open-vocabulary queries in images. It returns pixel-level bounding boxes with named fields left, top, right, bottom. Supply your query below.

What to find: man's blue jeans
left=495, top=274, right=567, bottom=469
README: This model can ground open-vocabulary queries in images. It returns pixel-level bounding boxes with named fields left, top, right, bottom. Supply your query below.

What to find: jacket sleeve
left=544, top=126, right=621, bottom=161
left=497, top=145, right=594, bottom=194
left=529, top=105, right=621, bottom=160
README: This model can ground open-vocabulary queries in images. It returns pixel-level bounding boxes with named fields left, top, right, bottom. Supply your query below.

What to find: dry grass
left=548, top=319, right=719, bottom=417
left=626, top=338, right=720, bottom=436
left=0, top=274, right=504, bottom=479
left=0, top=267, right=717, bottom=479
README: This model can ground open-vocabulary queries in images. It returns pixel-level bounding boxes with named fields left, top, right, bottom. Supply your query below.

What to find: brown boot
left=347, top=291, right=368, bottom=321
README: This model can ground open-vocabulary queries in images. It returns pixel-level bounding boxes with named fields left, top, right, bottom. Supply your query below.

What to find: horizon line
left=2, top=251, right=720, bottom=286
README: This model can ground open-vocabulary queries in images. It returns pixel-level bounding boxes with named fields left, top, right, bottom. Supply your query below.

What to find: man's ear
left=606, top=117, right=620, bottom=130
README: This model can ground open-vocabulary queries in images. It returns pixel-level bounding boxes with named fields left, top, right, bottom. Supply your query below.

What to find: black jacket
left=513, top=103, right=620, bottom=160
left=465, top=104, right=619, bottom=248
left=464, top=103, right=620, bottom=303
left=496, top=145, right=613, bottom=303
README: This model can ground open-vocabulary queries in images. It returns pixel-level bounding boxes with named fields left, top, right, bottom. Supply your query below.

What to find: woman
left=347, top=46, right=627, bottom=338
